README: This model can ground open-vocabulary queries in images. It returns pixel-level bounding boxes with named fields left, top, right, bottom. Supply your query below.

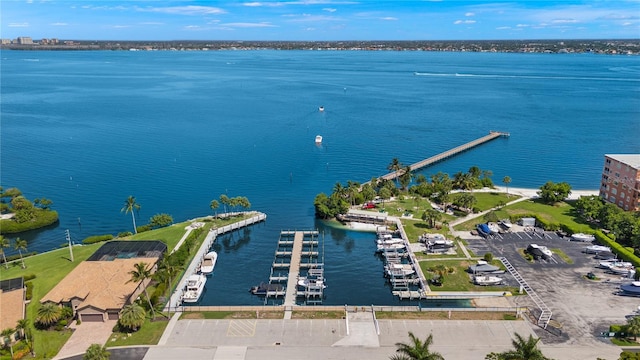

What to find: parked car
left=362, top=202, right=376, bottom=209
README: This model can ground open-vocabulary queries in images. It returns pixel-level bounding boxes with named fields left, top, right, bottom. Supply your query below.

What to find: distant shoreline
left=2, top=39, right=638, bottom=55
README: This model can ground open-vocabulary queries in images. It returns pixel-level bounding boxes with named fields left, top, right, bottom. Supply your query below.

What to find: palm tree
left=0, top=236, right=9, bottom=269
left=502, top=176, right=512, bottom=196
left=390, top=332, right=443, bottom=360
left=627, top=316, right=640, bottom=341
left=1, top=327, right=14, bottom=359
left=118, top=304, right=146, bottom=331
left=485, top=333, right=552, bottom=360
left=127, top=262, right=155, bottom=319
left=36, top=302, right=61, bottom=327
left=209, top=200, right=219, bottom=217
left=14, top=237, right=27, bottom=269
left=15, top=318, right=33, bottom=354
left=83, top=343, right=110, bottom=360
left=387, top=158, right=403, bottom=188
left=121, top=196, right=141, bottom=234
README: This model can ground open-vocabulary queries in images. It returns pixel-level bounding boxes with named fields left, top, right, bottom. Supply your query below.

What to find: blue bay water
left=1, top=50, right=639, bottom=305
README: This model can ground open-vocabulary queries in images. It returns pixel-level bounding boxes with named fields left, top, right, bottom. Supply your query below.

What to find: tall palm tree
left=36, top=302, right=61, bottom=327
left=118, top=304, right=146, bottom=331
left=502, top=176, right=512, bottom=196
left=0, top=236, right=9, bottom=269
left=83, top=343, right=110, bottom=360
left=14, top=238, right=27, bottom=269
left=127, top=262, right=155, bottom=319
left=387, top=158, right=403, bottom=188
left=121, top=196, right=141, bottom=234
left=15, top=319, right=33, bottom=355
left=627, top=316, right=640, bottom=341
left=485, top=333, right=552, bottom=360
left=209, top=200, right=219, bottom=217
left=390, top=332, right=444, bottom=360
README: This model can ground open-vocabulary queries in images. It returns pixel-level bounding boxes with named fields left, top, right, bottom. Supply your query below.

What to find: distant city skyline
left=2, top=0, right=639, bottom=41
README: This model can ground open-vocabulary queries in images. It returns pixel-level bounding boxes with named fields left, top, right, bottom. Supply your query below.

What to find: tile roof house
left=40, top=241, right=166, bottom=322
left=0, top=277, right=26, bottom=345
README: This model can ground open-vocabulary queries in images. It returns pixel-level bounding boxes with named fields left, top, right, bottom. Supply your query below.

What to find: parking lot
left=465, top=226, right=640, bottom=347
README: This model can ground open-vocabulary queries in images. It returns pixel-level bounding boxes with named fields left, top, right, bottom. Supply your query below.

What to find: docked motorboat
left=376, top=243, right=406, bottom=252
left=594, top=251, right=616, bottom=260
left=526, top=244, right=553, bottom=260
left=584, top=245, right=611, bottom=254
left=376, top=237, right=404, bottom=246
left=610, top=263, right=636, bottom=276
left=298, top=277, right=327, bottom=289
left=468, top=260, right=501, bottom=274
left=620, top=282, right=640, bottom=296
left=423, top=238, right=455, bottom=253
left=571, top=233, right=595, bottom=242
left=182, top=274, right=206, bottom=303
left=419, top=233, right=446, bottom=242
left=250, top=282, right=285, bottom=296
left=315, top=135, right=323, bottom=144
left=474, top=275, right=503, bottom=286
left=200, top=251, right=218, bottom=275
left=385, top=263, right=415, bottom=277
left=597, top=259, right=627, bottom=269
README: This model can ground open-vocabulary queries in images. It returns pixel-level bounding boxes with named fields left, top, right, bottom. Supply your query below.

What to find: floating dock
left=378, top=131, right=509, bottom=182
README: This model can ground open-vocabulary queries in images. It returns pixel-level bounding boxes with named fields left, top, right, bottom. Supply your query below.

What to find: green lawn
left=419, top=259, right=519, bottom=293
left=551, top=248, right=574, bottom=264
left=107, top=318, right=169, bottom=346
left=126, top=221, right=190, bottom=250
left=450, top=191, right=518, bottom=212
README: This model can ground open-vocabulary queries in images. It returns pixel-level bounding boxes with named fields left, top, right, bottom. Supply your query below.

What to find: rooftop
left=605, top=154, right=640, bottom=169
left=0, top=277, right=25, bottom=331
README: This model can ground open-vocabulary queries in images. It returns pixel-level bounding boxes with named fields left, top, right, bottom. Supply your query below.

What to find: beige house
left=0, top=277, right=26, bottom=345
left=40, top=241, right=166, bottom=322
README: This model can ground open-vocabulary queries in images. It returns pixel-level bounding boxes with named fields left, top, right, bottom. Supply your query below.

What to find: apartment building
left=600, top=154, right=640, bottom=211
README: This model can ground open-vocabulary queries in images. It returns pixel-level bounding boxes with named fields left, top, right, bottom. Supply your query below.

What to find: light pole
left=65, top=229, right=74, bottom=262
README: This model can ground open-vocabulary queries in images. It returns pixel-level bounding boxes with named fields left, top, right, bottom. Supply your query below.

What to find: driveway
left=54, top=320, right=117, bottom=360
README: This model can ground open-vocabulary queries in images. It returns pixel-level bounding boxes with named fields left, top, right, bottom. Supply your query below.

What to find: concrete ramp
left=214, top=346, right=247, bottom=360
left=332, top=312, right=379, bottom=347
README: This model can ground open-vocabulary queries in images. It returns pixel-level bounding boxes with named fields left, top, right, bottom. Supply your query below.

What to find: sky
left=2, top=0, right=639, bottom=41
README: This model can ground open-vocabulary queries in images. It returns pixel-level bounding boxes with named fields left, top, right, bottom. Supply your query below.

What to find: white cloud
left=516, top=24, right=529, bottom=27
left=139, top=22, right=164, bottom=26
left=223, top=22, right=277, bottom=28
left=9, top=22, right=29, bottom=27
left=50, top=22, right=68, bottom=26
left=496, top=26, right=511, bottom=30
left=454, top=20, right=476, bottom=25
left=286, top=14, right=341, bottom=22
left=112, top=25, right=130, bottom=28
left=323, top=8, right=337, bottom=12
left=380, top=17, right=397, bottom=21
left=465, top=12, right=475, bottom=17
left=551, top=19, right=578, bottom=24
left=139, top=6, right=226, bottom=16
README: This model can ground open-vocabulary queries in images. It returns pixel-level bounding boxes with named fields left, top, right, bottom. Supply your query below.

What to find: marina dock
left=378, top=131, right=509, bottom=181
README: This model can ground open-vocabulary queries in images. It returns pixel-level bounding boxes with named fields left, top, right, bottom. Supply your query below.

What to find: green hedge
left=82, top=234, right=114, bottom=244
left=0, top=210, right=59, bottom=234
left=596, top=231, right=640, bottom=267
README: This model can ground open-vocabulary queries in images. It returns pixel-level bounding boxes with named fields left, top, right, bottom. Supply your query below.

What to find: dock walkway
left=283, top=232, right=304, bottom=307
left=378, top=131, right=509, bottom=182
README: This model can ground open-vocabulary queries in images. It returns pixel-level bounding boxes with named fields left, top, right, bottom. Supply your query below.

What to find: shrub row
left=0, top=210, right=59, bottom=234
left=82, top=234, right=114, bottom=244
left=595, top=231, right=640, bottom=267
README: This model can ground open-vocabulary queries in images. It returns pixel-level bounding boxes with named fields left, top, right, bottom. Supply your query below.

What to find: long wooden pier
left=284, top=232, right=305, bottom=306
left=380, top=131, right=509, bottom=181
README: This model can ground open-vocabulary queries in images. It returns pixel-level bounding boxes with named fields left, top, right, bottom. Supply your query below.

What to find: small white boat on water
left=182, top=274, right=206, bottom=303
left=474, top=275, right=503, bottom=286
left=376, top=237, right=404, bottom=246
left=385, top=263, right=415, bottom=277
left=376, top=243, right=406, bottom=252
left=318, top=106, right=325, bottom=112
left=298, top=277, right=327, bottom=289
left=315, top=135, right=323, bottom=144
left=571, top=233, right=595, bottom=242
left=200, top=251, right=218, bottom=275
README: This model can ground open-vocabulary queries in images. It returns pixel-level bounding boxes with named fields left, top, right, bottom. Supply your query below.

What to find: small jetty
left=378, top=131, right=509, bottom=182
left=254, top=230, right=325, bottom=308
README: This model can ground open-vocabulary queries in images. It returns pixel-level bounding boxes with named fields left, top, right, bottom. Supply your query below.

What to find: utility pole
left=66, top=229, right=74, bottom=262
